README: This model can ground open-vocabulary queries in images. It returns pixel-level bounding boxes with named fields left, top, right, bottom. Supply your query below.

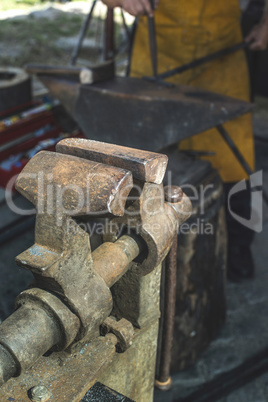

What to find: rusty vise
left=0, top=139, right=191, bottom=401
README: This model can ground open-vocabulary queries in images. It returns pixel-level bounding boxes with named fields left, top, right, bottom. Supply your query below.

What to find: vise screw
left=0, top=139, right=191, bottom=388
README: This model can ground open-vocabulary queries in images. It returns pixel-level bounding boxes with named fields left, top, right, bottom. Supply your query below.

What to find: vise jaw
left=0, top=139, right=191, bottom=392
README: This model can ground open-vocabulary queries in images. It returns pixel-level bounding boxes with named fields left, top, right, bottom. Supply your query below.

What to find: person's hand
left=245, top=14, right=268, bottom=50
left=102, top=0, right=159, bottom=17
left=120, top=0, right=159, bottom=17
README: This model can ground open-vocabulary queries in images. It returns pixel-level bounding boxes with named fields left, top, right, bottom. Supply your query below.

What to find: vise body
left=0, top=139, right=191, bottom=401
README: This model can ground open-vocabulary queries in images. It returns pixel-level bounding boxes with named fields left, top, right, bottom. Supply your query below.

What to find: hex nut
left=30, top=385, right=51, bottom=402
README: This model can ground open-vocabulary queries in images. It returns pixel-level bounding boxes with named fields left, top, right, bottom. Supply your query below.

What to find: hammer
left=148, top=0, right=158, bottom=78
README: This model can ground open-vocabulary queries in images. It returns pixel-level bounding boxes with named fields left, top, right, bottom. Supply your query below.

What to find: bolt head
left=30, top=386, right=51, bottom=402
left=164, top=185, right=183, bottom=203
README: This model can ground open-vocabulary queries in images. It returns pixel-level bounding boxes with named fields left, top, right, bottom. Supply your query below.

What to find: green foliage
left=0, top=2, right=128, bottom=69
left=0, top=1, right=82, bottom=12
left=0, top=13, right=85, bottom=67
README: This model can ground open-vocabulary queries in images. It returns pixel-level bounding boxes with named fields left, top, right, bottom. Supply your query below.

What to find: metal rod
left=93, top=234, right=142, bottom=287
left=217, top=124, right=268, bottom=205
left=26, top=64, right=84, bottom=76
left=148, top=0, right=158, bottom=77
left=126, top=17, right=138, bottom=77
left=104, top=7, right=114, bottom=61
left=70, top=0, right=97, bottom=66
left=155, top=186, right=182, bottom=391
left=0, top=345, right=17, bottom=386
left=155, top=235, right=177, bottom=390
left=0, top=233, right=142, bottom=386
left=120, top=9, right=131, bottom=42
left=151, top=41, right=249, bottom=81
left=0, top=303, right=63, bottom=386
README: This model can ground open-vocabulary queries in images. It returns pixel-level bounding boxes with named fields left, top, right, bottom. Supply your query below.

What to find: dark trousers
left=224, top=181, right=255, bottom=248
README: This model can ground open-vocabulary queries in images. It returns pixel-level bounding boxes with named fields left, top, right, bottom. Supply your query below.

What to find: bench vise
left=0, top=139, right=191, bottom=401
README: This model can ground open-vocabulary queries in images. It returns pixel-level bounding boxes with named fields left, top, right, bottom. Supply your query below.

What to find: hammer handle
left=149, top=0, right=155, bottom=10
left=147, top=0, right=158, bottom=77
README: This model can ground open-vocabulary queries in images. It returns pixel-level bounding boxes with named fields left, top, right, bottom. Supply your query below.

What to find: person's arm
left=101, top=0, right=159, bottom=17
left=245, top=0, right=268, bottom=50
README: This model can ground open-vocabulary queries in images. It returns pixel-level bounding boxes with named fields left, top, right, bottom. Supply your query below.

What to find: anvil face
left=38, top=75, right=253, bottom=151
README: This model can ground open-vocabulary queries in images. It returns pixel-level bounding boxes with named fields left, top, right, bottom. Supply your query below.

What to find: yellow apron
left=131, top=0, right=255, bottom=183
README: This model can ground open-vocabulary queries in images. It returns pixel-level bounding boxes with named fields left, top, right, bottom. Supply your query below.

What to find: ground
left=0, top=1, right=131, bottom=71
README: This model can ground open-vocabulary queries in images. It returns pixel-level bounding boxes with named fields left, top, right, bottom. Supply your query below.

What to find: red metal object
left=0, top=101, right=85, bottom=190
left=0, top=101, right=56, bottom=148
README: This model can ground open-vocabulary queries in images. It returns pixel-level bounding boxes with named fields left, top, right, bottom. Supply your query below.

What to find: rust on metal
left=0, top=138, right=192, bottom=399
left=166, top=191, right=192, bottom=225
left=15, top=150, right=133, bottom=216
left=0, top=288, right=80, bottom=386
left=164, top=185, right=183, bottom=203
left=93, top=235, right=141, bottom=287
left=16, top=289, right=80, bottom=350
left=101, top=317, right=134, bottom=352
left=56, top=138, right=168, bottom=184
left=155, top=186, right=182, bottom=389
left=104, top=181, right=191, bottom=278
left=156, top=233, right=178, bottom=389
left=0, top=334, right=118, bottom=402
